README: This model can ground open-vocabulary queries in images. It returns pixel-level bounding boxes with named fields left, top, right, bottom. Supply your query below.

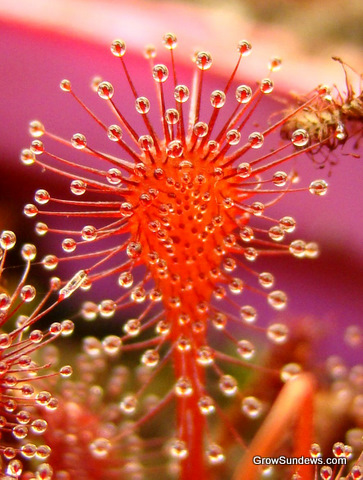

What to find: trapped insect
left=280, top=57, right=363, bottom=168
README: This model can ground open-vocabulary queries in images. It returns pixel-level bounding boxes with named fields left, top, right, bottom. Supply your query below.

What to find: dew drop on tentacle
left=237, top=162, right=252, bottom=178
left=195, top=51, right=213, bottom=70
left=89, top=438, right=111, bottom=459
left=309, top=179, right=328, bottom=196
left=71, top=133, right=87, bottom=149
left=268, top=57, right=282, bottom=72
left=291, top=128, right=309, bottom=147
left=60, top=79, right=71, bottom=92
left=152, top=64, right=169, bottom=83
left=272, top=171, right=288, bottom=186
left=206, top=443, right=225, bottom=465
left=210, top=90, right=226, bottom=109
left=30, top=140, right=45, bottom=157
left=280, top=363, right=302, bottom=382
left=226, top=129, right=241, bottom=145
left=174, top=85, right=190, bottom=103
left=169, top=439, right=188, bottom=459
left=29, top=120, right=45, bottom=138
left=138, top=135, right=154, bottom=151
left=0, top=231, right=16, bottom=250
left=21, top=243, right=37, bottom=261
left=141, top=349, right=159, bottom=367
left=219, top=375, right=238, bottom=396
left=20, top=148, right=35, bottom=165
left=97, top=81, right=114, bottom=100
left=193, top=122, right=208, bottom=138
left=107, top=168, right=123, bottom=185
left=279, top=216, right=296, bottom=233
left=267, top=290, right=287, bottom=310
left=236, top=85, right=253, bottom=104
left=175, top=377, right=193, bottom=397
left=198, top=396, right=215, bottom=415
left=260, top=78, right=274, bottom=94
left=120, top=394, right=138, bottom=415
left=0, top=295, right=11, bottom=312
left=70, top=179, right=87, bottom=195
left=248, top=132, right=264, bottom=149
left=162, top=32, right=178, bottom=50
left=24, top=204, right=38, bottom=217
left=20, top=285, right=36, bottom=302
left=237, top=339, right=255, bottom=360
left=102, top=335, right=122, bottom=355
left=258, top=272, right=275, bottom=288
left=237, top=40, right=252, bottom=56
left=289, top=239, right=307, bottom=257
left=165, top=108, right=179, bottom=125
left=42, top=255, right=59, bottom=270
left=110, top=39, right=126, bottom=57
left=34, top=189, right=50, bottom=205
left=241, top=396, right=263, bottom=419
left=107, top=124, right=123, bottom=141
left=81, top=225, right=97, bottom=242
left=35, top=222, right=48, bottom=236
left=267, top=323, right=289, bottom=344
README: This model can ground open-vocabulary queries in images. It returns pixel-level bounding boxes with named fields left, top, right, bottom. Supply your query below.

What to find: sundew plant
left=0, top=32, right=362, bottom=480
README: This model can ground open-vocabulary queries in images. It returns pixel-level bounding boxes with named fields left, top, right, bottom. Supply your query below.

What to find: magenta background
left=0, top=19, right=362, bottom=365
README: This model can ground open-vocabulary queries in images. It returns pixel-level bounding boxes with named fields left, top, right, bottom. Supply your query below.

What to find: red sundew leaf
left=0, top=10, right=362, bottom=479
left=10, top=30, right=362, bottom=480
left=0, top=232, right=76, bottom=478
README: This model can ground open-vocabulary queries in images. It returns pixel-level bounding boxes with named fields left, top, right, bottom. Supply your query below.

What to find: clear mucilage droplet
left=29, top=120, right=45, bottom=138
left=206, top=443, right=225, bottom=464
left=165, top=108, right=179, bottom=125
left=309, top=179, right=328, bottom=196
left=174, top=85, right=189, bottom=103
left=97, top=81, right=114, bottom=99
left=195, top=51, right=212, bottom=70
left=219, top=374, right=238, bottom=396
left=162, top=32, right=178, bottom=50
left=107, top=124, right=122, bottom=141
left=70, top=179, right=87, bottom=195
left=210, top=90, right=226, bottom=108
left=110, top=39, right=126, bottom=57
left=269, top=57, right=282, bottom=72
left=237, top=339, right=255, bottom=360
left=248, top=132, right=264, bottom=149
left=169, top=439, right=188, bottom=459
left=241, top=396, right=263, bottom=418
left=20, top=149, right=35, bottom=165
left=89, top=438, right=111, bottom=459
left=0, top=231, right=16, bottom=250
left=237, top=40, right=252, bottom=56
left=175, top=377, right=193, bottom=397
left=60, top=79, right=71, bottom=92
left=291, top=129, right=309, bottom=147
left=193, top=122, right=208, bottom=138
left=267, top=290, right=287, bottom=310
left=235, top=85, right=252, bottom=103
left=152, top=64, right=169, bottom=83
left=21, top=243, right=37, bottom=261
left=260, top=78, right=274, bottom=93
left=226, top=130, right=241, bottom=145
left=71, top=133, right=87, bottom=149
left=135, top=97, right=150, bottom=114
left=198, top=396, right=215, bottom=415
